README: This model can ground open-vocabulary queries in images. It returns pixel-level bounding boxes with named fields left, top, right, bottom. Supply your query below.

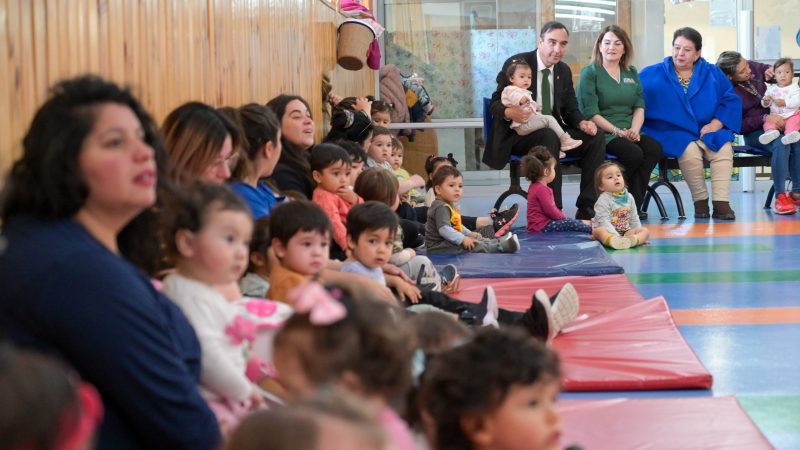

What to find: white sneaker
left=481, top=286, right=499, bottom=327
left=500, top=233, right=520, bottom=253
left=781, top=131, right=800, bottom=145
left=759, top=129, right=780, bottom=145
left=548, top=283, right=580, bottom=341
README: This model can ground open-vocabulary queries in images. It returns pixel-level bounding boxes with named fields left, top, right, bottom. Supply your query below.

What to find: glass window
left=663, top=0, right=737, bottom=64
left=754, top=0, right=800, bottom=62
left=383, top=1, right=542, bottom=120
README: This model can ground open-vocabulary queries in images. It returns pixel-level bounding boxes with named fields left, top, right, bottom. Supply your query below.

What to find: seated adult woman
left=716, top=50, right=800, bottom=214
left=0, top=76, right=220, bottom=449
left=162, top=101, right=241, bottom=184
left=640, top=27, right=741, bottom=220
left=577, top=25, right=663, bottom=219
left=266, top=95, right=316, bottom=199
left=228, top=103, right=286, bottom=218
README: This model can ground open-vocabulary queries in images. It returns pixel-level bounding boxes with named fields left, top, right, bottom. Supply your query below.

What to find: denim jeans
left=743, top=130, right=800, bottom=193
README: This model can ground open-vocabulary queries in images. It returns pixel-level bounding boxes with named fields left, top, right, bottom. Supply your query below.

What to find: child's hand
left=774, top=98, right=786, bottom=107
left=395, top=279, right=422, bottom=304
left=763, top=95, right=773, bottom=106
left=354, top=97, right=372, bottom=114
left=520, top=97, right=531, bottom=105
left=337, top=186, right=360, bottom=205
left=406, top=248, right=416, bottom=258
left=469, top=231, right=482, bottom=238
left=409, top=174, right=425, bottom=188
left=462, top=236, right=476, bottom=250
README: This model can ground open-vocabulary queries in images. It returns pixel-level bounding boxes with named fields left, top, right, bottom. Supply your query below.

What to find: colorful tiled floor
left=461, top=178, right=800, bottom=449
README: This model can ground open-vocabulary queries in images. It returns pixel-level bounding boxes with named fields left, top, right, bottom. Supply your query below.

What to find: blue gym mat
left=420, top=231, right=624, bottom=278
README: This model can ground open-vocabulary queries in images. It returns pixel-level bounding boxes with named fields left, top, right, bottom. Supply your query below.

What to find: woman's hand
left=765, top=114, right=786, bottom=130
left=354, top=97, right=372, bottom=115
left=579, top=120, right=597, bottom=136
left=625, top=129, right=641, bottom=142
left=504, top=105, right=532, bottom=123
left=699, top=120, right=722, bottom=137
left=764, top=66, right=775, bottom=81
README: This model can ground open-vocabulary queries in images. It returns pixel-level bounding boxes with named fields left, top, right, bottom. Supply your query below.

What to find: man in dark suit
left=484, top=21, right=605, bottom=220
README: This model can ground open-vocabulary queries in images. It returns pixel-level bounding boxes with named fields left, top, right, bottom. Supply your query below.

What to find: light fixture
left=554, top=13, right=605, bottom=22
left=555, top=5, right=615, bottom=15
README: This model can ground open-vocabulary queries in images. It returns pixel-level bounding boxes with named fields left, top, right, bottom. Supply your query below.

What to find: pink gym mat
left=455, top=278, right=711, bottom=391
left=453, top=274, right=643, bottom=317
left=559, top=396, right=772, bottom=449
left=554, top=297, right=712, bottom=391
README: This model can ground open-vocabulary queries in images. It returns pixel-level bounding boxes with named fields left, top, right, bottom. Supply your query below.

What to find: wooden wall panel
left=0, top=0, right=375, bottom=174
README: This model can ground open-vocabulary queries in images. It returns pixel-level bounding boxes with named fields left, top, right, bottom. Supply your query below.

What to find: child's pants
left=764, top=111, right=800, bottom=134
left=396, top=255, right=441, bottom=290
left=514, top=113, right=566, bottom=137
left=469, top=237, right=504, bottom=253
left=542, top=219, right=592, bottom=233
left=678, top=140, right=733, bottom=202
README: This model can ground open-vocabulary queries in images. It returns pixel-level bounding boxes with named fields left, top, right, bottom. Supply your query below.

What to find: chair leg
left=644, top=185, right=669, bottom=220
left=494, top=160, right=529, bottom=210
left=650, top=180, right=687, bottom=220
left=764, top=185, right=775, bottom=209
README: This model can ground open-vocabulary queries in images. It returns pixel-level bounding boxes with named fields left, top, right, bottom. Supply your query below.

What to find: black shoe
left=519, top=293, right=550, bottom=342
left=491, top=203, right=520, bottom=237
left=575, top=206, right=595, bottom=220
left=638, top=210, right=648, bottom=220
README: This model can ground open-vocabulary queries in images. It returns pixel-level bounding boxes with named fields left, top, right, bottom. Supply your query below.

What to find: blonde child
left=390, top=137, right=426, bottom=205
left=423, top=154, right=519, bottom=237
left=760, top=58, right=800, bottom=145
left=160, top=183, right=267, bottom=430
left=418, top=327, right=567, bottom=450
left=592, top=161, right=649, bottom=249
left=229, top=103, right=285, bottom=219
left=523, top=146, right=592, bottom=233
left=310, top=143, right=363, bottom=260
left=273, top=284, right=418, bottom=450
left=426, top=165, right=520, bottom=254
left=502, top=60, right=583, bottom=156
left=267, top=200, right=332, bottom=303
left=354, top=168, right=458, bottom=293
left=225, top=389, right=387, bottom=450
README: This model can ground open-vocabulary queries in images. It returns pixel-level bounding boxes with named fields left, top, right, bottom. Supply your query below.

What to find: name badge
left=623, top=77, right=636, bottom=84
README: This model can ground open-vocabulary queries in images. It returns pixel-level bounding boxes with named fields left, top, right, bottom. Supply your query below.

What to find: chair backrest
left=482, top=97, right=493, bottom=144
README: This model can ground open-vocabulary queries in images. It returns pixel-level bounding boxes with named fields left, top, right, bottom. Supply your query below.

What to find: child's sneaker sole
left=608, top=236, right=632, bottom=250
left=493, top=204, right=520, bottom=237
left=759, top=129, right=780, bottom=145
left=548, top=283, right=579, bottom=341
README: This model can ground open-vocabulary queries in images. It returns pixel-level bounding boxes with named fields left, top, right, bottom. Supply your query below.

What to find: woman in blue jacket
left=640, top=27, right=742, bottom=220
left=0, top=76, right=220, bottom=450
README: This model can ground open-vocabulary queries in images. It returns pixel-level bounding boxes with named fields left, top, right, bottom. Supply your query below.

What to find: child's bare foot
left=560, top=133, right=582, bottom=151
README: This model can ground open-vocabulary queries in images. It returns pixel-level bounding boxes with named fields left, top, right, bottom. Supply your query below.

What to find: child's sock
left=627, top=235, right=639, bottom=247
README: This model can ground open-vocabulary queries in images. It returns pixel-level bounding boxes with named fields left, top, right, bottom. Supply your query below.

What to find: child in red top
left=524, top=147, right=592, bottom=233
left=311, top=143, right=363, bottom=260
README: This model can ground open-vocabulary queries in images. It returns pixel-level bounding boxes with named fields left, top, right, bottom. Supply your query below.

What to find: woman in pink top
left=524, top=147, right=592, bottom=233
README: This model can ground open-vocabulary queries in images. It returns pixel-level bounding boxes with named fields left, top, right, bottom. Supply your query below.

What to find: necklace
left=676, top=70, right=691, bottom=90
left=737, top=80, right=761, bottom=99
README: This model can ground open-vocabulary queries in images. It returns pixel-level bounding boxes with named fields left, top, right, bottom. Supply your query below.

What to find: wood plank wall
left=0, top=0, right=375, bottom=174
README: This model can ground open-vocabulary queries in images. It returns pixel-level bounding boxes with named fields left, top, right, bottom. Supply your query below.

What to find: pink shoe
left=560, top=133, right=582, bottom=151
